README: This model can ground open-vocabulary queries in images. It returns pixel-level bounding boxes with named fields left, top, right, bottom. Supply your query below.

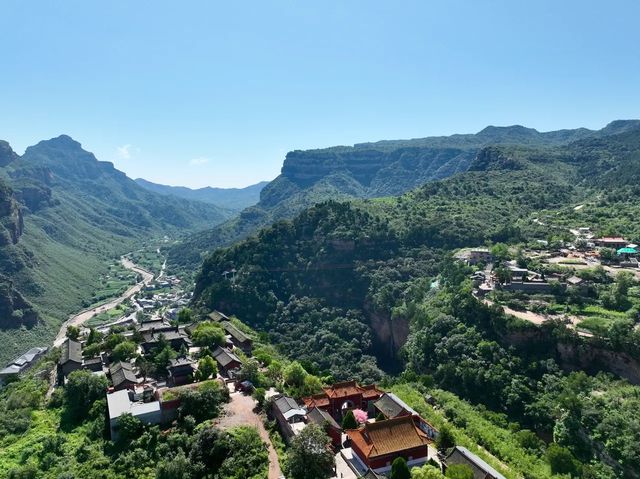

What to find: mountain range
left=190, top=119, right=640, bottom=408
left=134, top=178, right=269, bottom=212
left=168, top=120, right=640, bottom=269
left=0, top=136, right=232, bottom=363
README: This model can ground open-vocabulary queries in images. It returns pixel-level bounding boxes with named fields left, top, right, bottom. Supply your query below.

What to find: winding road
left=53, top=256, right=154, bottom=347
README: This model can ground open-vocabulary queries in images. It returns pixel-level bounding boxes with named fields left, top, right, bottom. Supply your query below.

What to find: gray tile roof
left=446, top=446, right=507, bottom=479
left=60, top=339, right=82, bottom=365
left=374, top=393, right=406, bottom=418
left=110, top=361, right=137, bottom=388
left=212, top=346, right=242, bottom=368
left=306, top=406, right=340, bottom=429
left=222, top=321, right=251, bottom=345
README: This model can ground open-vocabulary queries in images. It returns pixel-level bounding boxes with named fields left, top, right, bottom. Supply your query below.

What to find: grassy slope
left=0, top=136, right=235, bottom=364
left=391, top=384, right=553, bottom=479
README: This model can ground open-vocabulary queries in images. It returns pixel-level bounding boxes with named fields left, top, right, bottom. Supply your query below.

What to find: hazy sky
left=1, top=1, right=639, bottom=188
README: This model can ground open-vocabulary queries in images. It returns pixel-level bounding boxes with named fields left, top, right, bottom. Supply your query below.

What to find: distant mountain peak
left=600, top=119, right=640, bottom=135
left=36, top=134, right=83, bottom=150
left=477, top=125, right=538, bottom=137
left=0, top=140, right=19, bottom=167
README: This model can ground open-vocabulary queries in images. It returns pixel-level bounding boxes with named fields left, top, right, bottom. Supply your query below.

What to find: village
left=2, top=228, right=639, bottom=479
left=456, top=228, right=640, bottom=338
left=53, top=298, right=504, bottom=479
left=0, top=258, right=503, bottom=479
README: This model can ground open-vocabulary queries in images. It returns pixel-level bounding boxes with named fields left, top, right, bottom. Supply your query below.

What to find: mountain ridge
left=0, top=135, right=234, bottom=364
left=168, top=120, right=640, bottom=270
left=135, top=178, right=268, bottom=211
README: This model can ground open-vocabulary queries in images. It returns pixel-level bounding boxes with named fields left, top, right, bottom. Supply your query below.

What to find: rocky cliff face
left=0, top=275, right=38, bottom=328
left=0, top=177, right=37, bottom=328
left=0, top=140, right=18, bottom=167
left=0, top=178, right=24, bottom=245
left=274, top=146, right=474, bottom=198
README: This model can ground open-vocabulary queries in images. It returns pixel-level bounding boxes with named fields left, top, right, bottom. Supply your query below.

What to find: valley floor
left=52, top=256, right=154, bottom=348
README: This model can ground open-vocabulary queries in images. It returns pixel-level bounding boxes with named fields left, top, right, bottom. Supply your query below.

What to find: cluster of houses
left=459, top=231, right=639, bottom=298
left=136, top=287, right=190, bottom=312
left=56, top=309, right=256, bottom=441
left=270, top=380, right=503, bottom=478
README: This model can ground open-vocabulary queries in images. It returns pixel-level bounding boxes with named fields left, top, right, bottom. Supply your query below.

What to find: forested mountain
left=168, top=121, right=640, bottom=270
left=0, top=136, right=233, bottom=363
left=135, top=177, right=269, bottom=211
left=192, top=123, right=640, bottom=475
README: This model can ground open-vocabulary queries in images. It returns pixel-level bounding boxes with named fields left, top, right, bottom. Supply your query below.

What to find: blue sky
left=1, top=1, right=639, bottom=188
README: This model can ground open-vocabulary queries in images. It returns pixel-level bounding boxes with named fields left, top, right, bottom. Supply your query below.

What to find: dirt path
left=215, top=390, right=282, bottom=479
left=52, top=256, right=154, bottom=347
left=482, top=297, right=593, bottom=337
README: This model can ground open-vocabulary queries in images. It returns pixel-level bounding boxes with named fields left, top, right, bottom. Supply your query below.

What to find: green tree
left=341, top=410, right=358, bottom=430
left=112, top=341, right=137, bottom=362
left=391, top=457, right=411, bottom=479
left=238, top=359, right=260, bottom=385
left=490, top=243, right=510, bottom=262
left=178, top=382, right=228, bottom=422
left=546, top=443, right=581, bottom=476
left=287, top=424, right=334, bottom=479
left=411, top=465, right=445, bottom=479
left=445, top=464, right=473, bottom=479
left=189, top=426, right=230, bottom=475
left=494, top=266, right=512, bottom=284
left=254, top=349, right=273, bottom=366
left=156, top=451, right=191, bottom=479
left=600, top=248, right=616, bottom=263
left=267, top=360, right=283, bottom=384
left=86, top=328, right=102, bottom=346
left=154, top=346, right=176, bottom=372
left=435, top=424, right=455, bottom=452
left=195, top=355, right=217, bottom=381
left=67, top=325, right=80, bottom=340
left=64, top=370, right=109, bottom=422
left=252, top=387, right=266, bottom=408
left=284, top=361, right=307, bottom=387
left=191, top=322, right=226, bottom=349
left=218, top=426, right=269, bottom=479
left=116, top=413, right=144, bottom=443
left=301, top=374, right=323, bottom=396
left=177, top=307, right=193, bottom=323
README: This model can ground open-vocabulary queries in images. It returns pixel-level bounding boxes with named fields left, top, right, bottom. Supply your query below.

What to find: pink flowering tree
left=352, top=408, right=368, bottom=424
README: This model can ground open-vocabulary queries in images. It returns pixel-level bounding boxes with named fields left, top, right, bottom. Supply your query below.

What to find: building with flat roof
left=107, top=389, right=161, bottom=441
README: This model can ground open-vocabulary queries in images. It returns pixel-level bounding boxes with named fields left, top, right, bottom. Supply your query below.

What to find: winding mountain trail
left=53, top=256, right=154, bottom=347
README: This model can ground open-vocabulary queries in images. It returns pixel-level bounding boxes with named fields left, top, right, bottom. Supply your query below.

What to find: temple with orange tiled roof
left=346, top=415, right=432, bottom=473
left=302, top=380, right=384, bottom=421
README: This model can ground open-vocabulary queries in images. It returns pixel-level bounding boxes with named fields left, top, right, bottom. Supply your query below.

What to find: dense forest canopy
left=192, top=124, right=640, bottom=476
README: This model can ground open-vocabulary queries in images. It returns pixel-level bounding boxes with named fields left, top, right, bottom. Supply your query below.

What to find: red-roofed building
left=594, top=237, right=629, bottom=249
left=346, top=415, right=432, bottom=473
left=302, top=380, right=384, bottom=421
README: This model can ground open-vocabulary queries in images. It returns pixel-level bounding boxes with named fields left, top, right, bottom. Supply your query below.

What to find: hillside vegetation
left=192, top=122, right=640, bottom=476
left=168, top=121, right=640, bottom=270
left=0, top=136, right=232, bottom=363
